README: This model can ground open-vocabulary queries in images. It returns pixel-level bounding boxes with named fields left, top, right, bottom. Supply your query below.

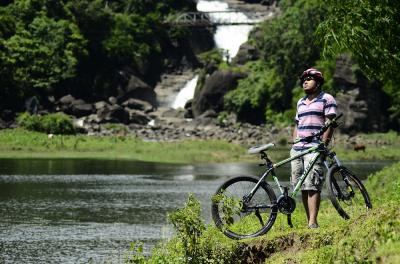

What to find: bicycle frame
left=247, top=143, right=325, bottom=201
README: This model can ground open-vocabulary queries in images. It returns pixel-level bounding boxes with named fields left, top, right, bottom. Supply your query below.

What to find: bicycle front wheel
left=327, top=165, right=372, bottom=219
left=211, top=176, right=277, bottom=239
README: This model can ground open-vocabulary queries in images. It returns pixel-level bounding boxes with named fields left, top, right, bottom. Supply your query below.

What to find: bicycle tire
left=211, top=176, right=277, bottom=239
left=327, top=165, right=372, bottom=220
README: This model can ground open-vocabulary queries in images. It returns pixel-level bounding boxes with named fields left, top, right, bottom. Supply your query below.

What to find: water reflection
left=0, top=158, right=392, bottom=263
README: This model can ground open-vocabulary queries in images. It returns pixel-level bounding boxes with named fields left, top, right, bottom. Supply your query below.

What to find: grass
left=0, top=129, right=399, bottom=164
left=0, top=129, right=247, bottom=163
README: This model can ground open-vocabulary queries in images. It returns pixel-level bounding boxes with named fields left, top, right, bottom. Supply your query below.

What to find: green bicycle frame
left=248, top=143, right=323, bottom=199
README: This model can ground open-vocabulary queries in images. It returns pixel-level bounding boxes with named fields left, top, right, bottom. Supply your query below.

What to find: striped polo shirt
left=293, top=91, right=337, bottom=150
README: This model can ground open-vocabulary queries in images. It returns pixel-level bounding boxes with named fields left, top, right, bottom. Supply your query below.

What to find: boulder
left=335, top=89, right=368, bottom=134
left=120, top=75, right=157, bottom=107
left=97, top=104, right=129, bottom=124
left=122, top=98, right=153, bottom=113
left=192, top=70, right=247, bottom=117
left=94, top=101, right=110, bottom=110
left=25, top=96, right=39, bottom=114
left=126, top=109, right=151, bottom=125
left=59, top=94, right=75, bottom=105
left=334, top=54, right=390, bottom=132
left=232, top=43, right=260, bottom=65
left=71, top=100, right=93, bottom=117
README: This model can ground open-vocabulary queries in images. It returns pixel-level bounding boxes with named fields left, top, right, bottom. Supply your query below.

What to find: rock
left=126, top=109, right=151, bottom=125
left=59, top=94, right=75, bottom=105
left=333, top=54, right=390, bottom=132
left=71, top=100, right=93, bottom=117
left=57, top=96, right=93, bottom=117
left=192, top=70, right=247, bottom=117
left=25, top=96, right=39, bottom=114
left=232, top=43, right=260, bottom=65
left=334, top=55, right=357, bottom=89
left=121, top=98, right=153, bottom=113
left=97, top=104, right=129, bottom=124
left=121, top=75, right=157, bottom=107
left=94, top=101, right=110, bottom=110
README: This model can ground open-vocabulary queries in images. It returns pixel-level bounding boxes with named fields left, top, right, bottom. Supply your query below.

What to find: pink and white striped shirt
left=293, top=92, right=337, bottom=150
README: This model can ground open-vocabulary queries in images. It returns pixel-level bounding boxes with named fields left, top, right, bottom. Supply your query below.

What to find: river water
left=0, top=158, right=390, bottom=263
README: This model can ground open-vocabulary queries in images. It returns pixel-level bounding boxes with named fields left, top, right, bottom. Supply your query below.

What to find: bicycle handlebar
left=293, top=113, right=343, bottom=144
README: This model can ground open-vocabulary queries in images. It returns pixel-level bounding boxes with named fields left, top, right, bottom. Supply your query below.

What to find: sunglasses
left=303, top=76, right=314, bottom=82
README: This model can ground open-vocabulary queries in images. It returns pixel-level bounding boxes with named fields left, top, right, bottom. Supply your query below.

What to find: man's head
left=300, top=68, right=324, bottom=95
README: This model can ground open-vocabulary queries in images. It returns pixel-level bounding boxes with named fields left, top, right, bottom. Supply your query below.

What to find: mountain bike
left=211, top=114, right=372, bottom=239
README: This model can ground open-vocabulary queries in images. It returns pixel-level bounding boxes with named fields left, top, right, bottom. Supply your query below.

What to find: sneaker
left=308, top=223, right=319, bottom=229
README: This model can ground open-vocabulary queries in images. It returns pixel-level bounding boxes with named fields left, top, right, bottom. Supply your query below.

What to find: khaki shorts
left=290, top=148, right=324, bottom=192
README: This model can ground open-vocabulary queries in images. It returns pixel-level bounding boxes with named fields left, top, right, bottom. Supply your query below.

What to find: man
left=291, top=68, right=337, bottom=229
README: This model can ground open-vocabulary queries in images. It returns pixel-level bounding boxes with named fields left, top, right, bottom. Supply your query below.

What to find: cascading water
left=171, top=75, right=199, bottom=109
left=196, top=0, right=257, bottom=60
left=171, top=0, right=258, bottom=109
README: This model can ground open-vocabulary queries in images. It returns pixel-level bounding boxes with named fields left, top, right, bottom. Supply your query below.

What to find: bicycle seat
left=248, top=143, right=275, bottom=154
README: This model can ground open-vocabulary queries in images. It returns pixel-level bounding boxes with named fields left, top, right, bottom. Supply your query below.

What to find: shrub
left=17, top=112, right=75, bottom=135
left=167, top=194, right=206, bottom=263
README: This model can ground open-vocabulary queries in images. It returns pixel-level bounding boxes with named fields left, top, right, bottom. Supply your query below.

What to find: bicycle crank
left=277, top=195, right=296, bottom=215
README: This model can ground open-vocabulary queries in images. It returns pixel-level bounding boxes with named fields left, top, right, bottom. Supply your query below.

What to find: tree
left=0, top=15, right=86, bottom=108
left=317, top=0, right=400, bottom=121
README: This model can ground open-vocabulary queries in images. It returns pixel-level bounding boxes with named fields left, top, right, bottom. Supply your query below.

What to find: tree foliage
left=317, top=0, right=400, bottom=121
left=1, top=16, right=86, bottom=92
left=224, top=62, right=284, bottom=124
left=0, top=0, right=195, bottom=110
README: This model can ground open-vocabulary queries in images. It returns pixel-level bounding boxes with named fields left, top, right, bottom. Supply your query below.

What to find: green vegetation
left=0, top=129, right=247, bottom=163
left=0, top=0, right=195, bottom=109
left=223, top=0, right=330, bottom=124
left=0, top=129, right=399, bottom=163
left=17, top=112, right=75, bottom=134
left=222, top=0, right=399, bottom=128
left=127, top=162, right=400, bottom=263
left=317, top=0, right=400, bottom=122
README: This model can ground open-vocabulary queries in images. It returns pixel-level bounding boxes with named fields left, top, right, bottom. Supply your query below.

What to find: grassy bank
left=126, top=162, right=400, bottom=263
left=0, top=129, right=247, bottom=163
left=0, top=129, right=399, bottom=163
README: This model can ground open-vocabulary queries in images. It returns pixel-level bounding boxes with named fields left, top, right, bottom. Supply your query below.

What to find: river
left=0, top=158, right=391, bottom=263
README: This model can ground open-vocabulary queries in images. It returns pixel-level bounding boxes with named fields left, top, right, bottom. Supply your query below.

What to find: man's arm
left=322, top=115, right=335, bottom=145
left=292, top=124, right=298, bottom=142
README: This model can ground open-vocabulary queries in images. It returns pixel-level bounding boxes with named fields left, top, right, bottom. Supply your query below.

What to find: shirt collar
left=300, top=91, right=325, bottom=104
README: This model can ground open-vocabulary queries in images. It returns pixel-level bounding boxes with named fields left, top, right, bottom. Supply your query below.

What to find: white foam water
left=172, top=75, right=199, bottom=109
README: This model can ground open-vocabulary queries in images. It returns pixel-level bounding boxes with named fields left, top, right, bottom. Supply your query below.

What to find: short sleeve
left=295, top=98, right=302, bottom=123
left=324, top=94, right=337, bottom=117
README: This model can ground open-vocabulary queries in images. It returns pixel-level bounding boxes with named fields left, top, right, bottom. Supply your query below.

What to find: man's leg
left=307, top=190, right=321, bottom=226
left=302, top=191, right=310, bottom=222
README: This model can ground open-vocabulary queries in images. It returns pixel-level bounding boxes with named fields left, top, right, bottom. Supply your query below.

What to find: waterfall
left=172, top=75, right=199, bottom=109
left=197, top=0, right=257, bottom=60
left=170, top=0, right=257, bottom=109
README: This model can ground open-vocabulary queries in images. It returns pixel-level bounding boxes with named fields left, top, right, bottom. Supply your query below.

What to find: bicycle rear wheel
left=327, top=165, right=372, bottom=219
left=211, top=176, right=277, bottom=239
